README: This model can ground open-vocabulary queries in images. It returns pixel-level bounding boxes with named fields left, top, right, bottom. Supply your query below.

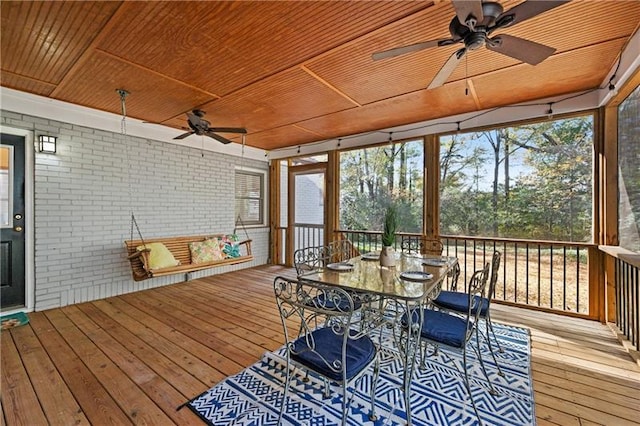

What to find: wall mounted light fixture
left=38, top=135, right=57, bottom=154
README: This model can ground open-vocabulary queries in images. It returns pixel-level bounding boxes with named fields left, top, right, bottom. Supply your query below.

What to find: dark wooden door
left=1, top=133, right=26, bottom=308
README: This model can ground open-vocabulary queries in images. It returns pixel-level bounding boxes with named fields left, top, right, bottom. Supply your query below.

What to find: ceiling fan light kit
left=373, top=0, right=568, bottom=89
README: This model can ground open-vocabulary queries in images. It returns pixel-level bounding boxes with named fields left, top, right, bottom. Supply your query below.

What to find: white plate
left=361, top=253, right=379, bottom=261
left=422, top=258, right=448, bottom=267
left=400, top=271, right=433, bottom=282
left=326, top=262, right=354, bottom=271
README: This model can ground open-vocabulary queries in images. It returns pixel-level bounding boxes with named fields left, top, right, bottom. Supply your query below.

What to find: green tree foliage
left=339, top=116, right=594, bottom=243
left=440, top=116, right=593, bottom=242
left=339, top=140, right=424, bottom=232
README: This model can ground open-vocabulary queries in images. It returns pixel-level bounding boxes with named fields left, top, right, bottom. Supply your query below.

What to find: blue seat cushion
left=291, top=327, right=376, bottom=382
left=421, top=309, right=471, bottom=348
left=402, top=309, right=472, bottom=349
left=433, top=291, right=489, bottom=316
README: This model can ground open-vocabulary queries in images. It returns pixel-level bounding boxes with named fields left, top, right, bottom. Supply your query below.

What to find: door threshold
left=0, top=306, right=28, bottom=315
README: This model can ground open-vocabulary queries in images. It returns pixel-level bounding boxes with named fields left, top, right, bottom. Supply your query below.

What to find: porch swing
left=118, top=90, right=253, bottom=281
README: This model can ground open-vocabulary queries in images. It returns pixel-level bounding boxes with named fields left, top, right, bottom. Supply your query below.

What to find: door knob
left=14, top=213, right=22, bottom=220
left=14, top=226, right=23, bottom=232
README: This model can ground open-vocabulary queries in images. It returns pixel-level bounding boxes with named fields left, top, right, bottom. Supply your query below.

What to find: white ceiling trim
left=0, top=87, right=268, bottom=163
left=268, top=88, right=604, bottom=160
left=599, top=25, right=640, bottom=106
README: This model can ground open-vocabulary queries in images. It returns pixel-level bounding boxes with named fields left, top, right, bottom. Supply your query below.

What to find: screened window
left=618, top=85, right=640, bottom=252
left=439, top=115, right=594, bottom=242
left=235, top=169, right=266, bottom=227
left=339, top=139, right=424, bottom=233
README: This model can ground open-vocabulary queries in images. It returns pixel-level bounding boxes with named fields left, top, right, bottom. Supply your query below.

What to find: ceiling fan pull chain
left=241, top=134, right=245, bottom=161
left=465, top=54, right=469, bottom=96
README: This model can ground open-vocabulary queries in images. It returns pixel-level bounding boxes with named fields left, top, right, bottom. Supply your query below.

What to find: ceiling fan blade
left=487, top=34, right=555, bottom=65
left=427, top=48, right=466, bottom=89
left=496, top=0, right=569, bottom=28
left=452, top=0, right=483, bottom=28
left=205, top=131, right=233, bottom=144
left=208, top=127, right=247, bottom=134
left=372, top=39, right=449, bottom=61
left=173, top=131, right=194, bottom=140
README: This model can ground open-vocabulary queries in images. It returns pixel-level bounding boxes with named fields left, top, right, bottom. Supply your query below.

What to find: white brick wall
left=1, top=111, right=269, bottom=311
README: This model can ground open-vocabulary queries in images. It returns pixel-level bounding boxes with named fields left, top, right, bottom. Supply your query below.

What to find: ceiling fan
left=372, top=0, right=569, bottom=89
left=174, top=109, right=247, bottom=145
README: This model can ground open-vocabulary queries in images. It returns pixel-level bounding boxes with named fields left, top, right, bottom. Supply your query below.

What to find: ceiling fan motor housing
left=449, top=1, right=504, bottom=51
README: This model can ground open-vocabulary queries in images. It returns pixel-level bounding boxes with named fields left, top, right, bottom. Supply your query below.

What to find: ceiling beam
left=299, top=65, right=361, bottom=107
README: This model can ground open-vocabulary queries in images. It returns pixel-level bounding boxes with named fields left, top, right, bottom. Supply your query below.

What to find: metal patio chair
left=432, top=251, right=505, bottom=376
left=402, top=263, right=497, bottom=424
left=273, top=276, right=380, bottom=425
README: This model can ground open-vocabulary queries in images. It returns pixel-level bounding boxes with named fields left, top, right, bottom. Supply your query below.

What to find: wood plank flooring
left=2, top=265, right=639, bottom=425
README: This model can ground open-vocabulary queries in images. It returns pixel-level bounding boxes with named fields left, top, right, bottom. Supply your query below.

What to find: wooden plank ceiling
left=1, top=1, right=639, bottom=151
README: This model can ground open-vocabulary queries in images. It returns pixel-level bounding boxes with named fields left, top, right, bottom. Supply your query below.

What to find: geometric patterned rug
left=186, top=321, right=534, bottom=425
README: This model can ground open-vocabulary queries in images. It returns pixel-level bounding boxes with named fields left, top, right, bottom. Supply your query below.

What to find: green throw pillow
left=136, top=242, right=180, bottom=270
left=221, top=234, right=241, bottom=258
left=190, top=239, right=224, bottom=264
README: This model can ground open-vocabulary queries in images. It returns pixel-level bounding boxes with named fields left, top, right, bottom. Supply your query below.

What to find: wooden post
left=599, top=69, right=640, bottom=322
left=599, top=68, right=639, bottom=323
left=326, top=150, right=339, bottom=243
left=424, top=134, right=440, bottom=240
left=268, top=159, right=281, bottom=265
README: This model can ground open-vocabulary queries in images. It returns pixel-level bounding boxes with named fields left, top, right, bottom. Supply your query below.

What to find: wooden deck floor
left=2, top=265, right=639, bottom=425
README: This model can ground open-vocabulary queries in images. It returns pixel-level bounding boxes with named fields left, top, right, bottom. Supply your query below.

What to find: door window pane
left=294, top=172, right=324, bottom=225
left=0, top=146, right=12, bottom=227
left=293, top=171, right=325, bottom=250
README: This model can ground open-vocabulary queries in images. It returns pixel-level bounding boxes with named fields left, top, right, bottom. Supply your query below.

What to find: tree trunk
left=492, top=131, right=501, bottom=234
left=399, top=144, right=407, bottom=190
left=363, top=150, right=375, bottom=198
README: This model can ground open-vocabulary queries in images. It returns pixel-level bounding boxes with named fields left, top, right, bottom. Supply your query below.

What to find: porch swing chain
left=117, top=89, right=147, bottom=248
left=234, top=134, right=250, bottom=241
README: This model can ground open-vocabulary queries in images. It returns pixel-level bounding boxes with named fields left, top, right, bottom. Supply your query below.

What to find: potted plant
left=380, top=204, right=397, bottom=267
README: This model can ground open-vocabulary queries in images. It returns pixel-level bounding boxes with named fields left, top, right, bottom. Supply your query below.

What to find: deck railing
left=294, top=223, right=324, bottom=251
left=440, top=235, right=593, bottom=316
left=338, top=230, right=594, bottom=316
left=601, top=246, right=640, bottom=352
left=281, top=227, right=638, bottom=344
left=616, top=257, right=639, bottom=351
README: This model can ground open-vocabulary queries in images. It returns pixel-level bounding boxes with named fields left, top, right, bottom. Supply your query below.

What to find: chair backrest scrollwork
left=273, top=276, right=363, bottom=370
left=487, top=250, right=501, bottom=300
left=465, top=262, right=490, bottom=340
left=293, top=240, right=357, bottom=275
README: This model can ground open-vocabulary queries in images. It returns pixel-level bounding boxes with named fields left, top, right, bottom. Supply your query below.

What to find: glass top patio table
left=298, top=251, right=457, bottom=425
left=298, top=251, right=457, bottom=301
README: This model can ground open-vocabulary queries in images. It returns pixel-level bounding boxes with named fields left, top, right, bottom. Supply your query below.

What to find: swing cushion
left=189, top=239, right=225, bottom=264
left=136, top=242, right=180, bottom=270
left=220, top=234, right=241, bottom=258
left=125, top=235, right=253, bottom=281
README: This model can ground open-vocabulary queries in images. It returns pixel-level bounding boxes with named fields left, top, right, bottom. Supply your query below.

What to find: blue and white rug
left=186, top=321, right=534, bottom=425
